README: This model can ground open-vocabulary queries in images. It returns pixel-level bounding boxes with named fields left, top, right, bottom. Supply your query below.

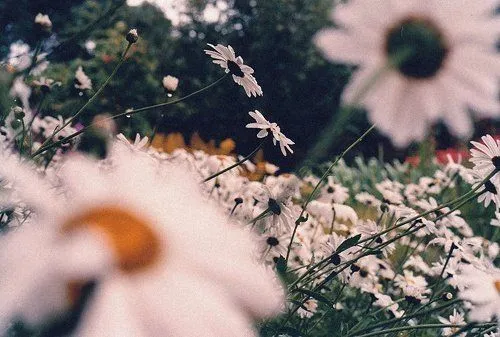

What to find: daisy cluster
left=6, top=130, right=500, bottom=336
left=151, top=134, right=500, bottom=336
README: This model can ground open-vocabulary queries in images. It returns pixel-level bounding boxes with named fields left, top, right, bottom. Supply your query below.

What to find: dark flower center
left=268, top=198, right=282, bottom=215
left=330, top=254, right=341, bottom=265
left=327, top=186, right=335, bottom=193
left=405, top=295, right=421, bottom=305
left=227, top=60, right=245, bottom=77
left=266, top=236, right=280, bottom=246
left=386, top=17, right=448, bottom=79
left=492, top=156, right=500, bottom=170
left=485, top=180, right=497, bottom=195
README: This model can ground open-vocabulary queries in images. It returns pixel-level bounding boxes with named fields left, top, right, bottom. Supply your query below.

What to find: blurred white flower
left=162, top=75, right=179, bottom=92
left=246, top=110, right=294, bottom=156
left=32, top=77, right=61, bottom=92
left=437, top=309, right=466, bottom=337
left=7, top=41, right=31, bottom=71
left=204, top=43, right=263, bottom=97
left=84, top=40, right=96, bottom=53
left=297, top=299, right=318, bottom=318
left=74, top=66, right=92, bottom=90
left=0, top=148, right=285, bottom=336
left=457, top=264, right=500, bottom=322
left=315, top=0, right=500, bottom=147
left=34, top=13, right=52, bottom=31
left=373, top=293, right=403, bottom=318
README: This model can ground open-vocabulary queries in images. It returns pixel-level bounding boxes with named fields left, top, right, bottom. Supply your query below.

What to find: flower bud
left=34, top=13, right=52, bottom=33
left=162, top=75, right=179, bottom=92
left=10, top=119, right=22, bottom=129
left=126, top=29, right=139, bottom=44
left=12, top=107, right=25, bottom=119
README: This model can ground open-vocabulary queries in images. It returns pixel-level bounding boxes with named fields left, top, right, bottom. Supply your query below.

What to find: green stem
left=34, top=42, right=132, bottom=156
left=202, top=140, right=264, bottom=183
left=111, top=74, right=228, bottom=119
left=346, top=299, right=462, bottom=336
left=31, top=74, right=228, bottom=158
left=354, top=169, right=497, bottom=247
left=352, top=323, right=494, bottom=337
left=285, top=125, right=376, bottom=263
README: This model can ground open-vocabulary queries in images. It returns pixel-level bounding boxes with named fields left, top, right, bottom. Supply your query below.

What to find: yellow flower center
left=62, top=206, right=162, bottom=274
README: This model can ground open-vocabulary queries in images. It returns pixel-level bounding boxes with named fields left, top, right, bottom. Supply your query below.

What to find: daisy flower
left=373, top=293, right=403, bottom=318
left=257, top=232, right=290, bottom=264
left=297, top=299, right=318, bottom=319
left=314, top=0, right=500, bottom=147
left=204, top=43, right=263, bottom=97
left=470, top=135, right=500, bottom=174
left=252, top=177, right=300, bottom=234
left=437, top=309, right=466, bottom=337
left=74, top=66, right=92, bottom=90
left=246, top=110, right=295, bottom=156
left=0, top=147, right=285, bottom=336
left=457, top=264, right=500, bottom=322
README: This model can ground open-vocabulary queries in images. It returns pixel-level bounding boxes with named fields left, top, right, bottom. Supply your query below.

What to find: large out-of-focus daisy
left=204, top=44, right=263, bottom=97
left=315, top=0, right=500, bottom=147
left=457, top=264, right=500, bottom=322
left=0, top=146, right=284, bottom=336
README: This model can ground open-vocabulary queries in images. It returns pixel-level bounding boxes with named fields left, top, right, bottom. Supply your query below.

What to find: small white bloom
left=437, top=309, right=466, bottom=336
left=85, top=40, right=96, bottom=53
left=204, top=43, right=263, bottom=97
left=34, top=13, right=52, bottom=31
left=297, top=299, right=318, bottom=318
left=162, top=75, right=179, bottom=92
left=246, top=110, right=294, bottom=156
left=74, top=66, right=92, bottom=90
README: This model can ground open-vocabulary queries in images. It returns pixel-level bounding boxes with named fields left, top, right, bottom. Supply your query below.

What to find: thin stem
left=202, top=140, right=264, bottom=183
left=346, top=299, right=462, bottom=336
left=352, top=323, right=494, bottom=337
left=59, top=44, right=132, bottom=136
left=354, top=169, right=498, bottom=247
left=285, top=125, right=376, bottom=262
left=32, top=74, right=228, bottom=158
left=112, top=74, right=228, bottom=118
left=34, top=42, right=132, bottom=156
left=429, top=243, right=456, bottom=302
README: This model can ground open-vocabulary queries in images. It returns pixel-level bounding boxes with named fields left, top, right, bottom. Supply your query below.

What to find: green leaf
left=336, top=234, right=361, bottom=253
left=277, top=326, right=303, bottom=337
left=295, top=288, right=331, bottom=306
left=276, top=255, right=287, bottom=275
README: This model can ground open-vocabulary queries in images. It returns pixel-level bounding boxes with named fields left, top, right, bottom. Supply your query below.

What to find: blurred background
left=1, top=0, right=498, bottom=170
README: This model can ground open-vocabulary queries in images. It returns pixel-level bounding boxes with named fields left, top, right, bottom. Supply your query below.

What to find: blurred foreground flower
left=205, top=43, right=263, bottom=97
left=315, top=0, right=500, bottom=147
left=0, top=145, right=284, bottom=336
left=457, top=264, right=500, bottom=322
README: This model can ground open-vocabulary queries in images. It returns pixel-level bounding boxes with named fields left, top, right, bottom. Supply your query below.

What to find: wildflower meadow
left=0, top=1, right=499, bottom=336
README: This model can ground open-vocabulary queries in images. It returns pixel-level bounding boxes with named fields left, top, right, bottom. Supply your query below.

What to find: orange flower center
left=495, top=280, right=500, bottom=293
left=62, top=206, right=162, bottom=274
